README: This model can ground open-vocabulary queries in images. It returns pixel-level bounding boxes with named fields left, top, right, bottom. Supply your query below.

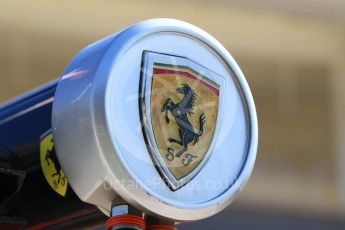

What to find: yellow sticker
left=40, top=131, right=68, bottom=197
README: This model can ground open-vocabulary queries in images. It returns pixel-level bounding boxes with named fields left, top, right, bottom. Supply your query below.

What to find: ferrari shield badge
left=40, top=130, right=68, bottom=196
left=140, top=51, right=224, bottom=190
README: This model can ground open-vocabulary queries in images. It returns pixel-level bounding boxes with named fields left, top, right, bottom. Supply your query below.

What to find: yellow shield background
left=150, top=64, right=219, bottom=180
left=40, top=131, right=68, bottom=196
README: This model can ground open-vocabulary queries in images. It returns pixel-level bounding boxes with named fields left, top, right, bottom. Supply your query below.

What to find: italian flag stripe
left=153, top=67, right=219, bottom=96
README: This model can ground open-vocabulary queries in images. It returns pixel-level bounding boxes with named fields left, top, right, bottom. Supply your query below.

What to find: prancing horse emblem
left=140, top=51, right=222, bottom=190
left=161, top=84, right=206, bottom=158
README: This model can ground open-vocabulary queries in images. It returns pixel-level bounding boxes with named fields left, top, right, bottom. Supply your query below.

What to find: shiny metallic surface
left=111, top=205, right=129, bottom=217
left=110, top=197, right=143, bottom=217
left=52, top=18, right=258, bottom=222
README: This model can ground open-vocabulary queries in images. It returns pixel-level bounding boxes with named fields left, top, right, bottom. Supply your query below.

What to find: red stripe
left=153, top=68, right=219, bottom=96
left=25, top=208, right=98, bottom=230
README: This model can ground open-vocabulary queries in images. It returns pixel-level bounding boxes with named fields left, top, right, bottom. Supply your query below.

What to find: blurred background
left=0, top=0, right=344, bottom=229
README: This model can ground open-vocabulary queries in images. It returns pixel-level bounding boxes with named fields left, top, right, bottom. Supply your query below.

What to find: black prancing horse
left=45, top=141, right=62, bottom=183
left=161, top=83, right=206, bottom=158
